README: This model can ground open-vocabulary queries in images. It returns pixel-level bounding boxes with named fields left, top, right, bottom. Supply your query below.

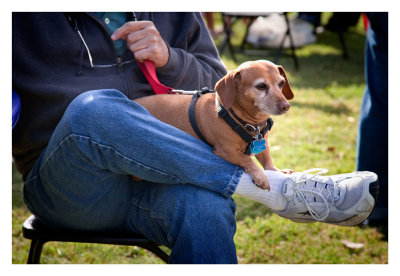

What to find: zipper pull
left=117, top=57, right=123, bottom=70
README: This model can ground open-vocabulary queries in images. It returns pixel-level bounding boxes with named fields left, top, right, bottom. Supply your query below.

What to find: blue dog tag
left=250, top=139, right=266, bottom=154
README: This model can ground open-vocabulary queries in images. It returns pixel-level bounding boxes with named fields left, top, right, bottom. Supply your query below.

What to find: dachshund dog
left=134, top=60, right=294, bottom=190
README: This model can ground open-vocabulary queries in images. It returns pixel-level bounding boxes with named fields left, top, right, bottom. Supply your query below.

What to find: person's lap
left=23, top=89, right=240, bottom=263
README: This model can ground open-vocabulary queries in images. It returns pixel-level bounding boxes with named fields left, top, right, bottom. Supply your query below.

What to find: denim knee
left=65, top=89, right=125, bottom=128
left=69, top=89, right=126, bottom=110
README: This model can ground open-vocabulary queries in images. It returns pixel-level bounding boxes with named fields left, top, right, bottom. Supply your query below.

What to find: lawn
left=12, top=13, right=388, bottom=264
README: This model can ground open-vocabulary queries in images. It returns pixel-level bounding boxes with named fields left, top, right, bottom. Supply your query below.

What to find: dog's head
left=215, top=60, right=294, bottom=116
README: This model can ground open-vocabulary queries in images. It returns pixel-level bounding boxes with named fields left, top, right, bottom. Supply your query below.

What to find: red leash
left=137, top=60, right=174, bottom=94
left=137, top=59, right=200, bottom=95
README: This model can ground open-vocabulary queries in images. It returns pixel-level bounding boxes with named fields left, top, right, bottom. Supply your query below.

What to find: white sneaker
left=274, top=168, right=379, bottom=226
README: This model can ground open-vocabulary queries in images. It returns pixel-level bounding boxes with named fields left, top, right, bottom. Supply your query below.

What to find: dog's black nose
left=279, top=102, right=290, bottom=112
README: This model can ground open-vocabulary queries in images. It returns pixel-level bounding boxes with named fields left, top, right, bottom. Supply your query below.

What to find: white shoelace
left=290, top=168, right=339, bottom=221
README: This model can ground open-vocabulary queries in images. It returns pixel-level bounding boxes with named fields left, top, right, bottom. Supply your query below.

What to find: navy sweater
left=12, top=12, right=227, bottom=178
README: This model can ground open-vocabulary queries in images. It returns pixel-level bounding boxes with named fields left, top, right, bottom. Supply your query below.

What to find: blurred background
left=12, top=12, right=388, bottom=264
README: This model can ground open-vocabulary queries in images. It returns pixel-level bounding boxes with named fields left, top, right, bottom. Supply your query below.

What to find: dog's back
left=134, top=94, right=206, bottom=139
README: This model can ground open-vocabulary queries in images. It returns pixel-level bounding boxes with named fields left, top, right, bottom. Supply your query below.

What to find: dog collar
left=227, top=107, right=270, bottom=135
left=216, top=100, right=273, bottom=155
left=188, top=89, right=273, bottom=155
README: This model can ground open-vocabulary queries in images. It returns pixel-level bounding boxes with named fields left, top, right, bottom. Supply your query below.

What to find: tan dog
left=134, top=60, right=294, bottom=190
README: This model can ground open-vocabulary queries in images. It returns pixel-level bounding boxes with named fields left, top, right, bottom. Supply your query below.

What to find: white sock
left=235, top=170, right=290, bottom=211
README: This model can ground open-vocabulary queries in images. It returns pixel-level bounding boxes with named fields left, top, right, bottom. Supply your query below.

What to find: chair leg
left=27, top=239, right=45, bottom=264
left=239, top=17, right=256, bottom=51
left=218, top=14, right=230, bottom=54
left=274, top=34, right=285, bottom=64
left=140, top=244, right=170, bottom=263
left=218, top=15, right=239, bottom=62
left=283, top=13, right=299, bottom=69
left=337, top=31, right=349, bottom=59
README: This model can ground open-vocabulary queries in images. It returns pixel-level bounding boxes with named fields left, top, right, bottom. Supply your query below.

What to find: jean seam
left=37, top=133, right=76, bottom=176
left=130, top=199, right=166, bottom=221
left=129, top=199, right=173, bottom=245
left=39, top=133, right=186, bottom=185
left=224, top=166, right=243, bottom=196
left=24, top=171, right=40, bottom=185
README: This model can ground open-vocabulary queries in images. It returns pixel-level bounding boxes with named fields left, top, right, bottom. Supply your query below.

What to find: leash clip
left=171, top=89, right=198, bottom=95
left=171, top=87, right=214, bottom=95
left=253, top=126, right=263, bottom=142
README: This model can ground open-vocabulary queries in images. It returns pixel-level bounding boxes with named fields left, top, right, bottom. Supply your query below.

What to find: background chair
left=324, top=12, right=362, bottom=59
left=218, top=12, right=299, bottom=69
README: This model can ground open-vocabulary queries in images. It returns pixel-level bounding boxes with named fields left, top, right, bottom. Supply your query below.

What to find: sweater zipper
left=86, top=12, right=125, bottom=70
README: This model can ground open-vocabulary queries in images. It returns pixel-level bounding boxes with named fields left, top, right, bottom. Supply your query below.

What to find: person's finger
left=132, top=47, right=151, bottom=63
left=128, top=38, right=148, bottom=54
left=111, top=21, right=149, bottom=41
left=126, top=29, right=147, bottom=47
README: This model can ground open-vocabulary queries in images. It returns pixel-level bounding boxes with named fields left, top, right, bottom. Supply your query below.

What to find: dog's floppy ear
left=215, top=70, right=240, bottom=108
left=277, top=66, right=294, bottom=100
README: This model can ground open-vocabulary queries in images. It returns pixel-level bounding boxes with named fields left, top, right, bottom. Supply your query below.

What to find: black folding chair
left=22, top=215, right=170, bottom=264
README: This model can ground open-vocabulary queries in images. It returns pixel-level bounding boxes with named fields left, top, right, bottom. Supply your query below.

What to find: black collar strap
left=216, top=100, right=273, bottom=155
left=227, top=107, right=270, bottom=134
left=188, top=87, right=215, bottom=145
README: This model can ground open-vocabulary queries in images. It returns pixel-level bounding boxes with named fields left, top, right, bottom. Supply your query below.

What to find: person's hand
left=111, top=21, right=169, bottom=68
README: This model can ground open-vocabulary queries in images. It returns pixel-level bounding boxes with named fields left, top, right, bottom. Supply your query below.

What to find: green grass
left=12, top=13, right=388, bottom=264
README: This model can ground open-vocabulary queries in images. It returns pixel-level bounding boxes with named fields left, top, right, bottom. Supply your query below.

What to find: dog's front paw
left=251, top=171, right=270, bottom=191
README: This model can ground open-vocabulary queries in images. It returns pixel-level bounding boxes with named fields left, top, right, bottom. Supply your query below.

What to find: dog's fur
left=134, top=60, right=294, bottom=190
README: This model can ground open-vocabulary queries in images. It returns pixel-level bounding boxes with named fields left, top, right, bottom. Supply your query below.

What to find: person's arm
left=112, top=12, right=227, bottom=90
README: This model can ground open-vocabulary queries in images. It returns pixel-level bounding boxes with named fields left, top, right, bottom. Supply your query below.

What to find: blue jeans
left=356, top=13, right=388, bottom=222
left=23, top=89, right=243, bottom=264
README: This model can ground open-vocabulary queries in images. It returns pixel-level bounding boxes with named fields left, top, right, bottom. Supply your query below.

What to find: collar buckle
left=244, top=123, right=257, bottom=133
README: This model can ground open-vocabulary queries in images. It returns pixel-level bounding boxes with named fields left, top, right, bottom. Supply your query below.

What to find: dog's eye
left=279, top=80, right=285, bottom=89
left=255, top=83, right=268, bottom=90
